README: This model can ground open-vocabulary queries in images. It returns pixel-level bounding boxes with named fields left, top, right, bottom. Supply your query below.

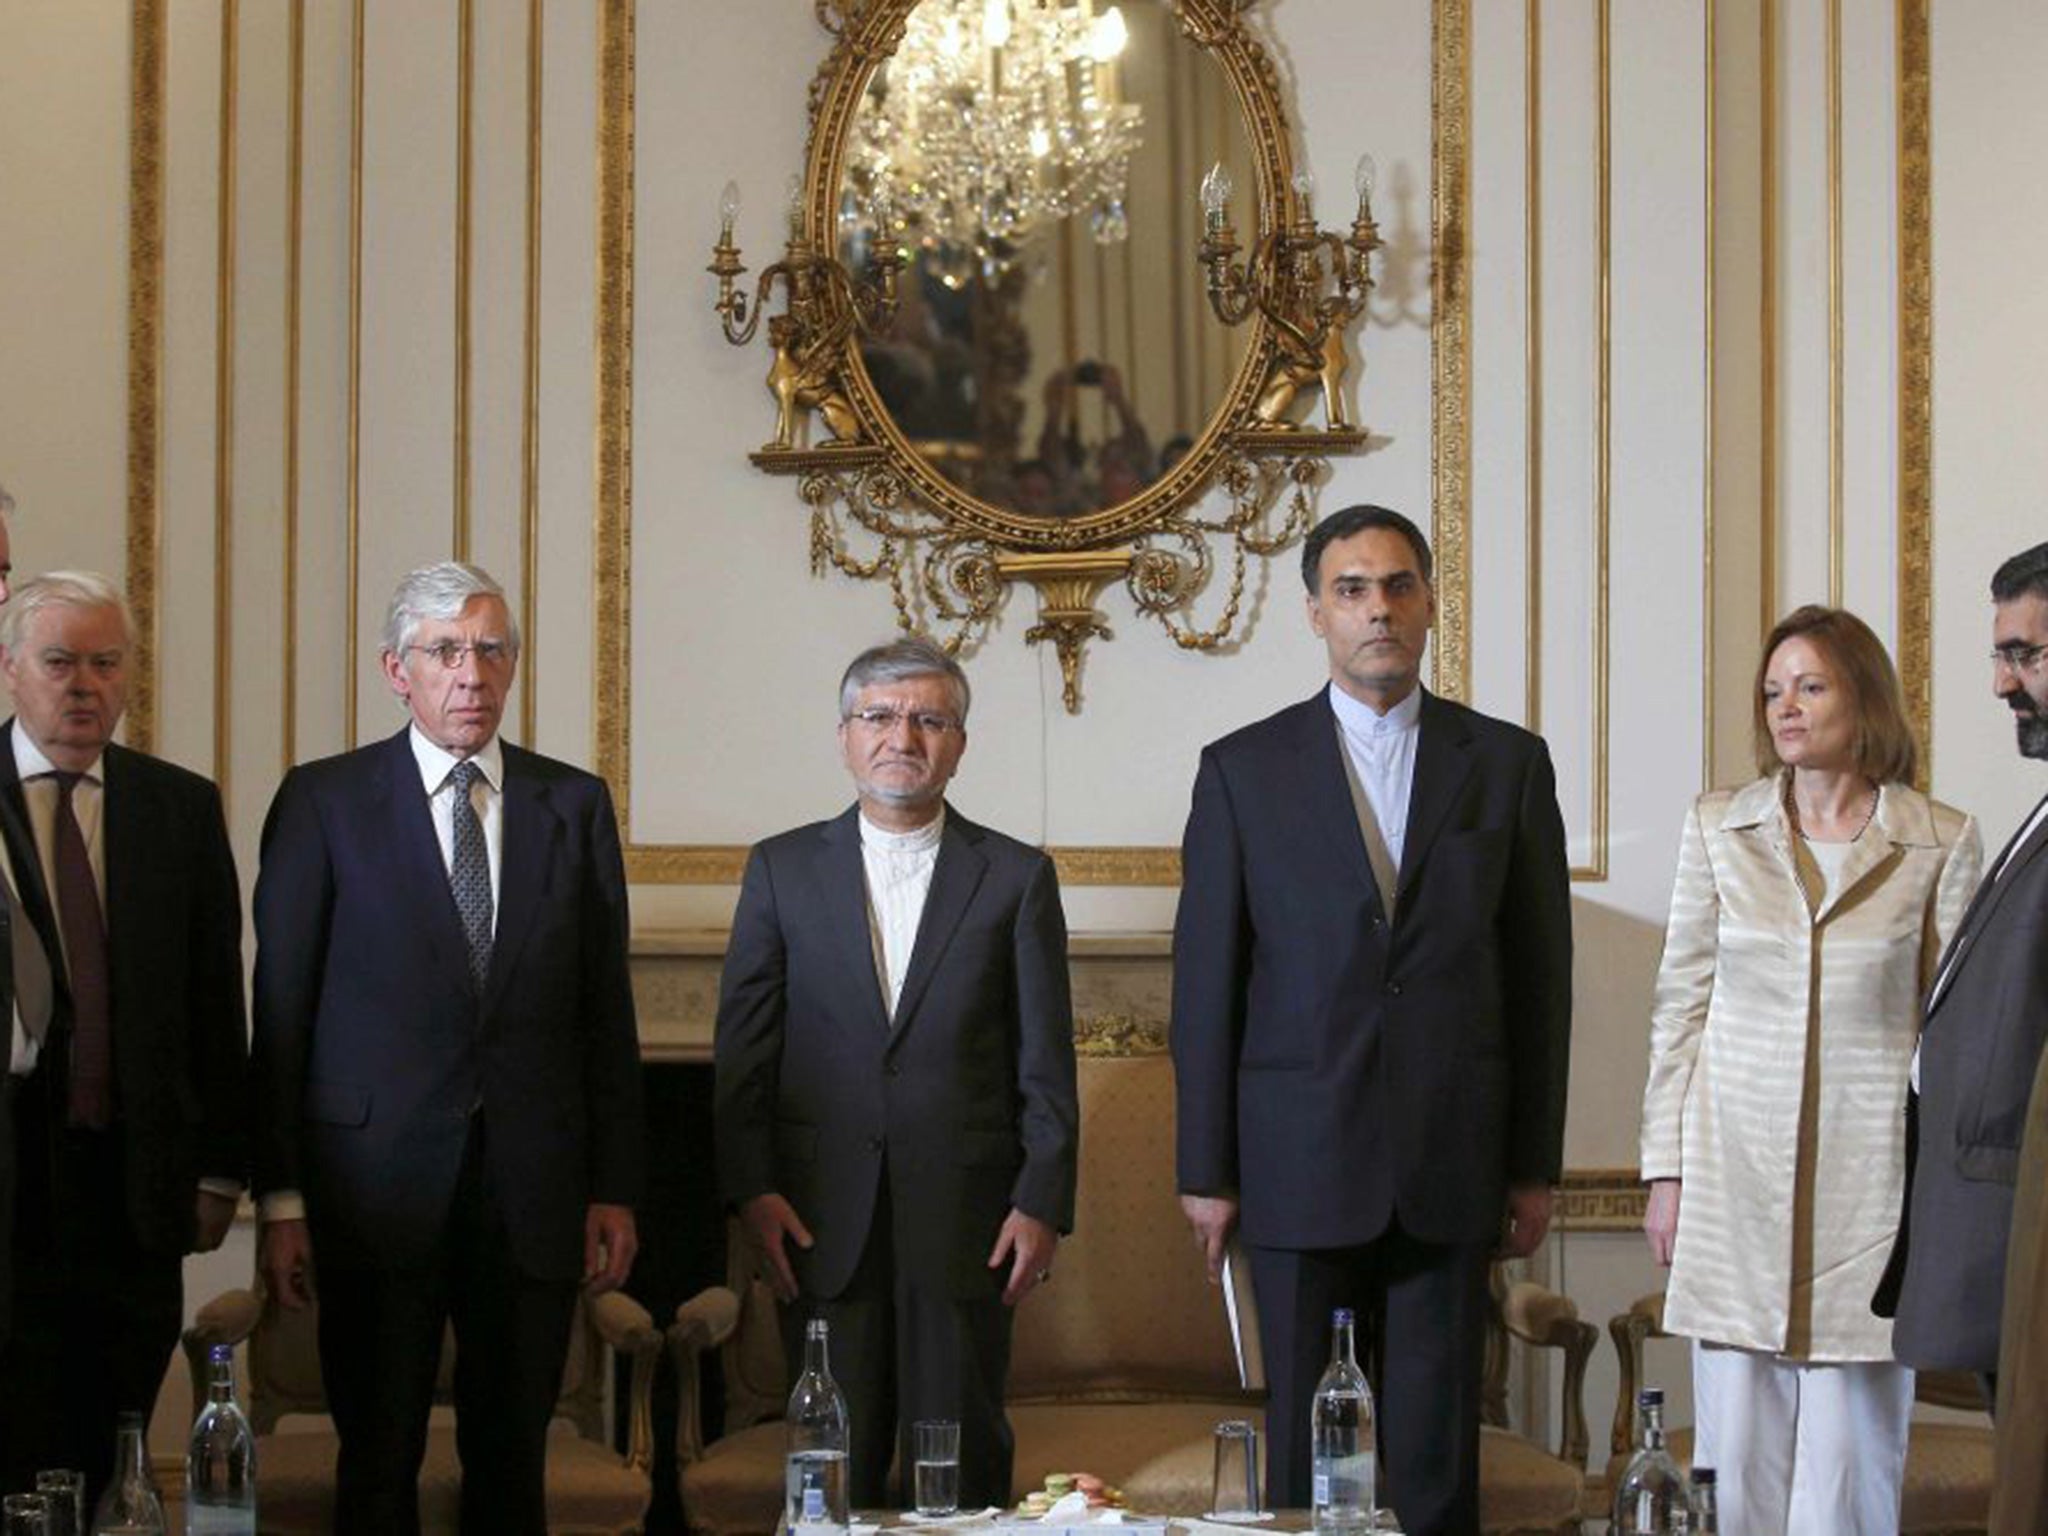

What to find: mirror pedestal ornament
left=712, top=0, right=1374, bottom=710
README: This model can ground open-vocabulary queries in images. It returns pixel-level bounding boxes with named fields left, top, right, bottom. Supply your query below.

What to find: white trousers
left=1690, top=1341, right=1914, bottom=1536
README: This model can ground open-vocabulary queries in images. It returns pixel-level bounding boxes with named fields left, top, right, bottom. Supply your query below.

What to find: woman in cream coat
left=1640, top=605, right=1981, bottom=1535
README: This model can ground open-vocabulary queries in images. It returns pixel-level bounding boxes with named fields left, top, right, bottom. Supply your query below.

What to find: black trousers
left=0, top=1084, right=181, bottom=1510
left=316, top=1116, right=578, bottom=1536
left=780, top=1179, right=1015, bottom=1512
left=1246, top=1225, right=1491, bottom=1536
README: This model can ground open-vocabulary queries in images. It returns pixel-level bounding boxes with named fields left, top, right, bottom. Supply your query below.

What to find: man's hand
left=583, top=1203, right=639, bottom=1294
left=192, top=1190, right=238, bottom=1253
left=741, top=1193, right=813, bottom=1302
left=1643, top=1179, right=1681, bottom=1267
left=1499, top=1182, right=1553, bottom=1259
left=987, top=1209, right=1059, bottom=1307
left=1180, top=1193, right=1240, bottom=1283
left=261, top=1218, right=317, bottom=1310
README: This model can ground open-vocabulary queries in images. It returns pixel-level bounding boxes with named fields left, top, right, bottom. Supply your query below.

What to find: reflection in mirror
left=841, top=0, right=1254, bottom=519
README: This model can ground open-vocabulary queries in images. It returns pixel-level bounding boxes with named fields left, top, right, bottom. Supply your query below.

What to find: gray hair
left=0, top=570, right=136, bottom=652
left=838, top=636, right=971, bottom=723
left=381, top=561, right=521, bottom=658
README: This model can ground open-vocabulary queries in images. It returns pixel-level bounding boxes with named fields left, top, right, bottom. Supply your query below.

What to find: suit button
left=1386, top=981, right=1403, bottom=996
left=884, top=1062, right=900, bottom=1077
left=867, top=1135, right=884, bottom=1153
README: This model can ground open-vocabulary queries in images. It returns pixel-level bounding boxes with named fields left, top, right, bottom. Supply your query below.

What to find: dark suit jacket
left=713, top=805, right=1078, bottom=1300
left=1991, top=1032, right=2048, bottom=1535
left=1876, top=794, right=2048, bottom=1372
left=1172, top=689, right=1573, bottom=1250
left=248, top=729, right=643, bottom=1282
left=0, top=720, right=248, bottom=1256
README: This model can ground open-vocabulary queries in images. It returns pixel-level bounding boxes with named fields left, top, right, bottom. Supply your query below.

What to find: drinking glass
left=1209, top=1419, right=1261, bottom=1520
left=2, top=1494, right=50, bottom=1536
left=31, top=1473, right=82, bottom=1536
left=912, top=1419, right=961, bottom=1516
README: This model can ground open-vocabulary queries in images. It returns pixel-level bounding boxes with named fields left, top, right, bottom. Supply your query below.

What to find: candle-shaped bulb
left=784, top=174, right=805, bottom=237
left=983, top=0, right=1011, bottom=49
left=1291, top=166, right=1316, bottom=217
left=1353, top=153, right=1377, bottom=209
left=1088, top=6, right=1129, bottom=63
left=1201, top=161, right=1233, bottom=219
left=718, top=179, right=742, bottom=237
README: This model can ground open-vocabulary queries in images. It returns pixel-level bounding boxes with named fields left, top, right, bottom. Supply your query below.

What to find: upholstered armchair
left=670, top=1023, right=1598, bottom=1536
left=1607, top=1291, right=1994, bottom=1534
left=1477, top=1268, right=1599, bottom=1535
left=178, top=1283, right=662, bottom=1534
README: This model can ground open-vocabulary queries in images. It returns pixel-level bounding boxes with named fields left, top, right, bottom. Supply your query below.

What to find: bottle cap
left=1332, top=1307, right=1355, bottom=1326
left=1638, top=1387, right=1664, bottom=1407
left=807, top=1318, right=830, bottom=1340
left=1692, top=1467, right=1717, bottom=1485
left=210, top=1343, right=233, bottom=1364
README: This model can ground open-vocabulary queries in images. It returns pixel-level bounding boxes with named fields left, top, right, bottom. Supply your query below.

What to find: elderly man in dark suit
left=250, top=560, right=644, bottom=1536
left=0, top=571, right=246, bottom=1503
left=1877, top=539, right=2048, bottom=1404
left=1173, top=506, right=1573, bottom=1536
left=715, top=636, right=1078, bottom=1511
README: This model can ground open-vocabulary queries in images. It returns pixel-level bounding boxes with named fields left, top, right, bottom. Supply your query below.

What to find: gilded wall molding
left=624, top=843, right=1182, bottom=888
left=1555, top=1168, right=1647, bottom=1232
left=592, top=0, right=635, bottom=804
left=1896, top=0, right=1933, bottom=788
left=1429, top=0, right=1472, bottom=705
left=125, top=0, right=167, bottom=756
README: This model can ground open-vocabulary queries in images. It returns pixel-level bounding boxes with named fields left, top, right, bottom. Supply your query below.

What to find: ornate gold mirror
left=709, top=0, right=1380, bottom=708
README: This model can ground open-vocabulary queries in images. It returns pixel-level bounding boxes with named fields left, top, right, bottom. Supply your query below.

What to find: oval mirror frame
left=802, top=0, right=1290, bottom=548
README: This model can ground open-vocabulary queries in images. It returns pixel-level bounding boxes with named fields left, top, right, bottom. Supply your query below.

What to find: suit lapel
left=1927, top=791, right=2048, bottom=1019
left=483, top=747, right=555, bottom=1011
left=1396, top=691, right=1475, bottom=903
left=1298, top=693, right=1383, bottom=908
left=888, top=811, right=988, bottom=1041
left=0, top=722, right=62, bottom=960
left=820, top=807, right=892, bottom=1036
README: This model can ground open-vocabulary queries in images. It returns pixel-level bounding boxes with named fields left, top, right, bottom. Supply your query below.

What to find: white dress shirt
left=261, top=728, right=505, bottom=1223
left=860, top=808, right=943, bottom=1019
left=1328, top=681, right=1423, bottom=875
left=7, top=729, right=104, bottom=1074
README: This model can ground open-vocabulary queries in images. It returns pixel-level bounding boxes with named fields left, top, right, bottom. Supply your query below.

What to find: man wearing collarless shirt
left=249, top=561, right=643, bottom=1536
left=0, top=571, right=246, bottom=1504
left=1877, top=539, right=2048, bottom=1404
left=1173, top=506, right=1573, bottom=1536
left=715, top=637, right=1078, bottom=1511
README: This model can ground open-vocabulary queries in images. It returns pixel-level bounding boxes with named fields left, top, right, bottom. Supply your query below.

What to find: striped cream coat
left=1640, top=775, right=1981, bottom=1359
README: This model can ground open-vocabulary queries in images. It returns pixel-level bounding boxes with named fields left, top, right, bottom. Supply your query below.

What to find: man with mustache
left=714, top=637, right=1077, bottom=1511
left=1172, top=506, right=1572, bottom=1536
left=1877, top=539, right=2048, bottom=1409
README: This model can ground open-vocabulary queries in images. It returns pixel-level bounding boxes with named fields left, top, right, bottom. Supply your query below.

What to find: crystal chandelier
left=847, top=0, right=1142, bottom=282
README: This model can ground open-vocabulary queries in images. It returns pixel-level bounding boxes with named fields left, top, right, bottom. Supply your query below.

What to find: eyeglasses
left=406, top=639, right=513, bottom=671
left=1991, top=641, right=2048, bottom=675
left=844, top=706, right=962, bottom=735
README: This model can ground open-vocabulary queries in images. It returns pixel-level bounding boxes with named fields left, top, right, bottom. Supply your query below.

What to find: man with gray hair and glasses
left=0, top=571, right=246, bottom=1506
left=715, top=636, right=1078, bottom=1511
left=250, top=560, right=644, bottom=1535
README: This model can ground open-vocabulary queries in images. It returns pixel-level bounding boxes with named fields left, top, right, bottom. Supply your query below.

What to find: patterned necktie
left=447, top=760, right=494, bottom=994
left=51, top=771, right=112, bottom=1128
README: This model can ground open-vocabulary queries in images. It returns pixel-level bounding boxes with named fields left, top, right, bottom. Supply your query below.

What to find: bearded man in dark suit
left=715, top=637, right=1078, bottom=1511
left=250, top=560, right=643, bottom=1536
left=1172, top=506, right=1573, bottom=1536
left=1877, top=539, right=2048, bottom=1407
left=0, top=571, right=246, bottom=1504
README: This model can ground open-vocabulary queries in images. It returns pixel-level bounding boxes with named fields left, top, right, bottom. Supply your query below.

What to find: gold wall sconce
left=705, top=0, right=1380, bottom=712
